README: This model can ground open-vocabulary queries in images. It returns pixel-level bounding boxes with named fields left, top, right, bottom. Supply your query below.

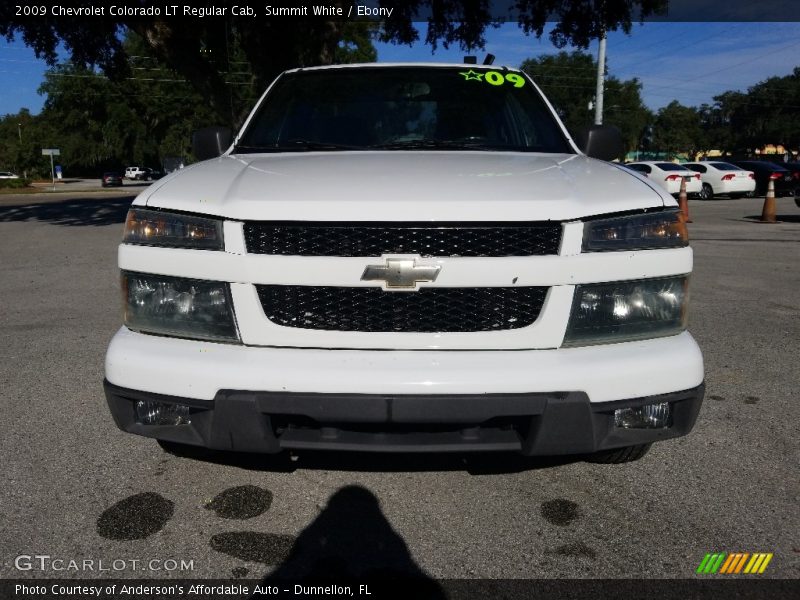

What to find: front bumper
left=104, top=328, right=705, bottom=455
left=105, top=380, right=704, bottom=455
left=105, top=328, right=704, bottom=401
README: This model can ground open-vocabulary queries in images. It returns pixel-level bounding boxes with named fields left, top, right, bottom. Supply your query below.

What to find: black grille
left=256, top=286, right=548, bottom=332
left=243, top=222, right=561, bottom=257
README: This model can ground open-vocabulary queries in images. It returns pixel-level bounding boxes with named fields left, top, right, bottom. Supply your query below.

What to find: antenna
left=482, top=54, right=495, bottom=65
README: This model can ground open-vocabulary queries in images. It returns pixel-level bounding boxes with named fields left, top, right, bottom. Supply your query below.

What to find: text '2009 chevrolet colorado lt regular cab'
left=104, top=63, right=704, bottom=463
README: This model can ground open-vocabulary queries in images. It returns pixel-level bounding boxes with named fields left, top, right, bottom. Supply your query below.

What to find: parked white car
left=125, top=166, right=143, bottom=180
left=625, top=161, right=702, bottom=196
left=0, top=171, right=20, bottom=179
left=125, top=166, right=153, bottom=180
left=104, top=63, right=704, bottom=464
left=683, top=162, right=756, bottom=199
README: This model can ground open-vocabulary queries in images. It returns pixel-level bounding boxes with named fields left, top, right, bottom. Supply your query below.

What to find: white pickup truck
left=104, top=63, right=704, bottom=463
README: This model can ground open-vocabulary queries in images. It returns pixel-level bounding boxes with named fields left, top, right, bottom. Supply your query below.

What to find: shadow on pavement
left=261, top=485, right=445, bottom=595
left=157, top=441, right=579, bottom=475
left=743, top=214, right=800, bottom=223
left=0, top=196, right=134, bottom=227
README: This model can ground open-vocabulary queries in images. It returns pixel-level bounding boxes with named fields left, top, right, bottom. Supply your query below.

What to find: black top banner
left=8, top=1, right=800, bottom=22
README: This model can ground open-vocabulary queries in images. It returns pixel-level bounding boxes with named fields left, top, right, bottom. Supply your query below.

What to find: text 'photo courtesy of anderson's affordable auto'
left=104, top=63, right=704, bottom=464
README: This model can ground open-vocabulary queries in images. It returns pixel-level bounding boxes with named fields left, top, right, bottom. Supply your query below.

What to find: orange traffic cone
left=760, top=179, right=777, bottom=223
left=678, top=177, right=692, bottom=223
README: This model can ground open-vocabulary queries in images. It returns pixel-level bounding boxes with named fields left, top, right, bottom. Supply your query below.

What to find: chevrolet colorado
left=104, top=63, right=704, bottom=463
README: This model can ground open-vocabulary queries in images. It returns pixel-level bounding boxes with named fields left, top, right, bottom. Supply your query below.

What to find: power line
left=673, top=39, right=800, bottom=84
left=610, top=26, right=696, bottom=51
left=612, top=26, right=735, bottom=72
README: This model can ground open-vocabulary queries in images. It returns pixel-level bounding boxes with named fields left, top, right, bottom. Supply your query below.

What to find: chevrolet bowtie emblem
left=361, top=258, right=441, bottom=290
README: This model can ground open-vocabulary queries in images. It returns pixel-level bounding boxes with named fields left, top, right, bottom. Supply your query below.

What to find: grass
left=0, top=178, right=33, bottom=189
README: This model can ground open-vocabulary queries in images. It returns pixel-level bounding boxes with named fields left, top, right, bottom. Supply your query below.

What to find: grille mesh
left=243, top=222, right=562, bottom=257
left=257, top=285, right=548, bottom=333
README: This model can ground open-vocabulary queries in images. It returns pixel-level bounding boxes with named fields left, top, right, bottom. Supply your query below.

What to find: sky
left=1, top=21, right=799, bottom=116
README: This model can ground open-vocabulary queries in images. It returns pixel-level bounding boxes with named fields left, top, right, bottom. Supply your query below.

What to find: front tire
left=585, top=443, right=652, bottom=464
left=699, top=183, right=714, bottom=200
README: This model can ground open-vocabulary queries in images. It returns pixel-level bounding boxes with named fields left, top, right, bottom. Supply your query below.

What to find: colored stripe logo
left=697, top=552, right=773, bottom=574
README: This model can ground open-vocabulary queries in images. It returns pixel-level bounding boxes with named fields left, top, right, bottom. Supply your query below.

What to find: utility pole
left=18, top=124, right=26, bottom=179
left=594, top=32, right=607, bottom=125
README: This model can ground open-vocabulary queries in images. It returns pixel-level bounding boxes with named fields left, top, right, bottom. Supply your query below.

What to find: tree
left=726, top=69, right=800, bottom=153
left=698, top=96, right=739, bottom=155
left=521, top=51, right=596, bottom=134
left=651, top=100, right=703, bottom=158
left=520, top=51, right=651, bottom=153
left=0, top=1, right=667, bottom=124
left=335, top=22, right=379, bottom=64
left=695, top=67, right=800, bottom=156
left=1, top=30, right=242, bottom=175
left=36, top=64, right=132, bottom=170
left=0, top=108, right=57, bottom=178
left=604, top=77, right=652, bottom=153
left=29, top=33, right=228, bottom=174
left=0, top=22, right=378, bottom=175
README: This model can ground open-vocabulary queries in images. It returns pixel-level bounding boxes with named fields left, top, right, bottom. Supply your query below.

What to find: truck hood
left=141, top=152, right=668, bottom=221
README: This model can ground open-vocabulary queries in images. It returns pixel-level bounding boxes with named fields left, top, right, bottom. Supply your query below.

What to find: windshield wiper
left=282, top=139, right=365, bottom=151
left=235, top=139, right=525, bottom=153
left=232, top=144, right=272, bottom=153
left=370, top=139, right=508, bottom=151
left=233, top=140, right=363, bottom=153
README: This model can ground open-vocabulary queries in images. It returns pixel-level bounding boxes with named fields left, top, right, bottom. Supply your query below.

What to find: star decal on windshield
left=459, top=69, right=484, bottom=81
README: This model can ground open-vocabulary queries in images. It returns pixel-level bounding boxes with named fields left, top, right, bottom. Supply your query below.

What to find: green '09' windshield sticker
left=458, top=69, right=526, bottom=88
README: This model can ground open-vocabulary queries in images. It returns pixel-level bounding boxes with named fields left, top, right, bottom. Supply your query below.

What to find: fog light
left=614, top=402, right=671, bottom=429
left=135, top=400, right=191, bottom=426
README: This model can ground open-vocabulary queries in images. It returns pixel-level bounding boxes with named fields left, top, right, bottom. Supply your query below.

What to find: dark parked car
left=777, top=162, right=800, bottom=196
left=101, top=172, right=123, bottom=187
left=143, top=167, right=162, bottom=180
left=727, top=160, right=794, bottom=196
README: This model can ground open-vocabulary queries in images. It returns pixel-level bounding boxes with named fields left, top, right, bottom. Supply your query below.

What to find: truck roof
left=283, top=62, right=522, bottom=74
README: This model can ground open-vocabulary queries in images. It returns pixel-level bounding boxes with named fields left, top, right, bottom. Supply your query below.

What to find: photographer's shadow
left=263, top=485, right=445, bottom=597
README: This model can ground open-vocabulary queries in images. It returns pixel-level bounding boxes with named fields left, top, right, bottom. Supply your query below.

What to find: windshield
left=709, top=162, right=739, bottom=170
left=656, top=163, right=688, bottom=171
left=235, top=66, right=573, bottom=153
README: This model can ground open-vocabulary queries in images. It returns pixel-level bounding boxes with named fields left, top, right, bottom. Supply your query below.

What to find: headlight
left=122, top=272, right=240, bottom=343
left=123, top=208, right=224, bottom=250
left=563, top=276, right=688, bottom=347
left=583, top=210, right=687, bottom=252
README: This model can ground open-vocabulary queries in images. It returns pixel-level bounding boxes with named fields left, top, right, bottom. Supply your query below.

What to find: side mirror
left=575, top=125, right=624, bottom=162
left=191, top=126, right=233, bottom=160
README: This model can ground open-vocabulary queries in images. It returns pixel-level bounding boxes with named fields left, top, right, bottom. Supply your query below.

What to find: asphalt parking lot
left=0, top=191, right=797, bottom=582
left=28, top=177, right=154, bottom=192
